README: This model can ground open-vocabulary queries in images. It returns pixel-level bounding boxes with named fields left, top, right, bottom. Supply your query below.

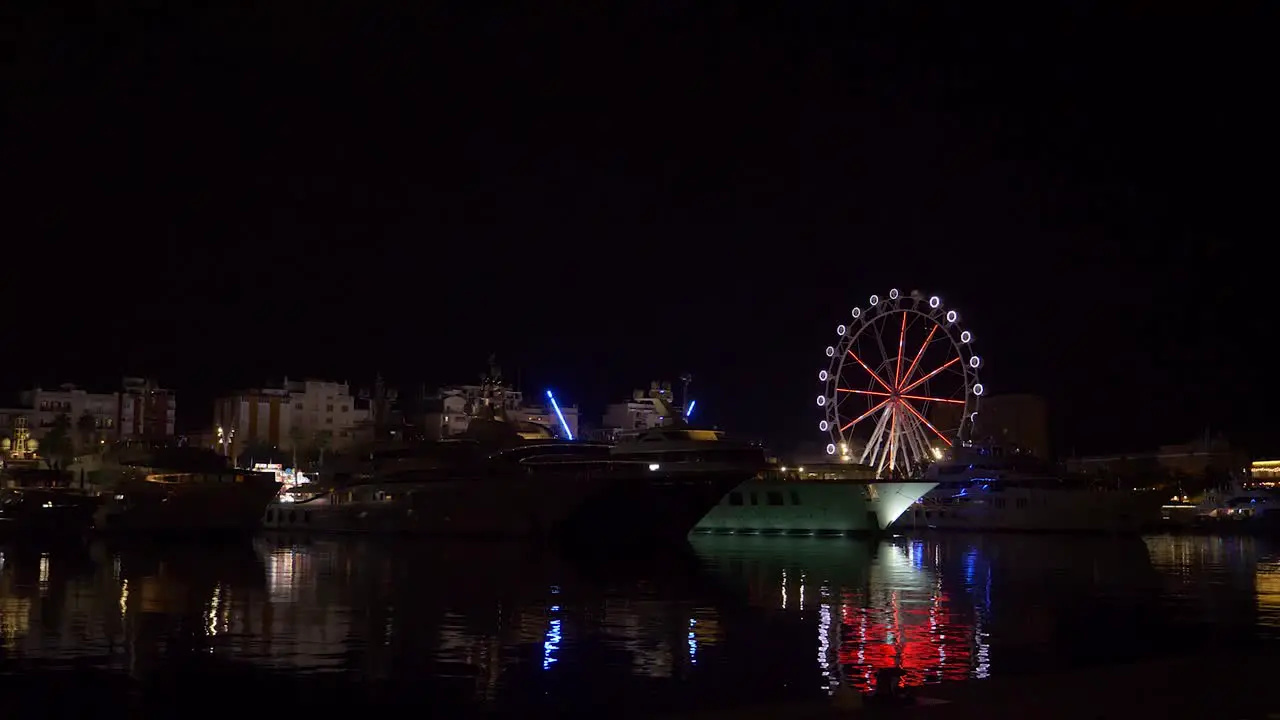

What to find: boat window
left=727, top=492, right=744, bottom=506
left=766, top=492, right=784, bottom=506
left=304, top=512, right=311, bottom=523
left=749, top=492, right=758, bottom=506
left=790, top=491, right=801, bottom=505
left=994, top=498, right=1006, bottom=509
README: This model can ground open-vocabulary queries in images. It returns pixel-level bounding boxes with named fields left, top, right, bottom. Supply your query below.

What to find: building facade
left=118, top=377, right=176, bottom=438
left=212, top=378, right=370, bottom=455
left=4, top=378, right=174, bottom=447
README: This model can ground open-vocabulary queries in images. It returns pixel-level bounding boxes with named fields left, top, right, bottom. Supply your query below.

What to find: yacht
left=263, top=388, right=766, bottom=544
left=93, top=444, right=282, bottom=534
left=892, top=444, right=1165, bottom=533
left=0, top=464, right=102, bottom=537
left=694, top=463, right=936, bottom=537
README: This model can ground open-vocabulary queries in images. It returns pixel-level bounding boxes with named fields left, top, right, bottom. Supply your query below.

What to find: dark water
left=1, top=533, right=1276, bottom=716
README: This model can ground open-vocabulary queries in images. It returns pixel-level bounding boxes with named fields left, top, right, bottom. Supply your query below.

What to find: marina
left=0, top=532, right=1274, bottom=716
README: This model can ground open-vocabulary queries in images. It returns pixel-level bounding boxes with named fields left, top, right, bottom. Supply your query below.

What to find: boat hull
left=551, top=468, right=754, bottom=547
left=263, top=464, right=755, bottom=546
left=264, top=473, right=596, bottom=537
left=694, top=480, right=937, bottom=536
left=0, top=489, right=101, bottom=539
left=96, top=480, right=283, bottom=535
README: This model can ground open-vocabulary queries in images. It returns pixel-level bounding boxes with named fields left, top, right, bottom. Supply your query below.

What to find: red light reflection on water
left=836, top=583, right=976, bottom=693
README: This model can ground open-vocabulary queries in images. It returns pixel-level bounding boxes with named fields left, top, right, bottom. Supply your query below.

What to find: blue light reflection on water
left=0, top=535, right=1274, bottom=716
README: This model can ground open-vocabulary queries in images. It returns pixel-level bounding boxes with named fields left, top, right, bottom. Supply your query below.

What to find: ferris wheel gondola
left=817, top=289, right=983, bottom=478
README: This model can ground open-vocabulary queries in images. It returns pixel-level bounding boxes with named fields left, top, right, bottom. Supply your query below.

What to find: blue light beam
left=685, top=399, right=696, bottom=418
left=546, top=390, right=574, bottom=440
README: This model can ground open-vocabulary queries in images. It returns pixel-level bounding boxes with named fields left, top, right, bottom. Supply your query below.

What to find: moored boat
left=263, top=423, right=765, bottom=546
left=0, top=466, right=102, bottom=538
left=94, top=444, right=281, bottom=535
left=893, top=444, right=1165, bottom=533
left=694, top=463, right=936, bottom=537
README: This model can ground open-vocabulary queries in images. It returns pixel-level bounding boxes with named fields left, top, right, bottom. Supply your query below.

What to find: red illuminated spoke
left=893, top=312, right=908, bottom=388
left=838, top=388, right=890, bottom=398
left=899, top=393, right=964, bottom=405
left=840, top=397, right=890, bottom=432
left=899, top=357, right=959, bottom=395
left=898, top=399, right=953, bottom=447
left=846, top=349, right=893, bottom=393
left=898, top=324, right=938, bottom=390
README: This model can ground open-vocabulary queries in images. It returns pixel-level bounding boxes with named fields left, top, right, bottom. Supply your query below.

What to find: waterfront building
left=1066, top=432, right=1246, bottom=483
left=1, top=377, right=175, bottom=450
left=18, top=384, right=120, bottom=443
left=1250, top=459, right=1279, bottom=486
left=212, top=377, right=371, bottom=456
left=118, top=377, right=177, bottom=438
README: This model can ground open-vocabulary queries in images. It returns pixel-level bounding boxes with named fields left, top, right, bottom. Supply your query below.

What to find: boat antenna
left=679, top=372, right=693, bottom=417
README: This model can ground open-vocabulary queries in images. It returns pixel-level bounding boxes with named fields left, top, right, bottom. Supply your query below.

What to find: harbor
left=3, top=2, right=1269, bottom=714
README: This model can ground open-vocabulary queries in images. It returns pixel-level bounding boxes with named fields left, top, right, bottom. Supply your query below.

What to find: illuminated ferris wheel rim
left=814, top=288, right=984, bottom=472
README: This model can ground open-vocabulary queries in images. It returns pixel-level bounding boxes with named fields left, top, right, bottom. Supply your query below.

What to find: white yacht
left=893, top=444, right=1165, bottom=533
left=694, top=463, right=936, bottom=537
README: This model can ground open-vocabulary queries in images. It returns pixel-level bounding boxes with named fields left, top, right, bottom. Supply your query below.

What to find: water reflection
left=0, top=533, right=1275, bottom=715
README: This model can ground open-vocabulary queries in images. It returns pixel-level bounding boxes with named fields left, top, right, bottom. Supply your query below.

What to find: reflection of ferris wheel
left=816, top=289, right=984, bottom=478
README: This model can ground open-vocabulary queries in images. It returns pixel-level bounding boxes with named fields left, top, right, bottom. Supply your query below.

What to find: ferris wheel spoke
left=899, top=324, right=938, bottom=389
left=845, top=349, right=893, bottom=393
left=861, top=402, right=894, bottom=465
left=838, top=388, right=890, bottom=398
left=899, top=393, right=964, bottom=404
left=841, top=396, right=891, bottom=432
left=905, top=419, right=932, bottom=467
left=888, top=402, right=900, bottom=473
left=893, top=312, right=908, bottom=388
left=899, top=357, right=960, bottom=395
left=898, top=399, right=954, bottom=447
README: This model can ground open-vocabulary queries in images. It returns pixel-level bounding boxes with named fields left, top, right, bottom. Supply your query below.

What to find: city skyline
left=2, top=6, right=1266, bottom=456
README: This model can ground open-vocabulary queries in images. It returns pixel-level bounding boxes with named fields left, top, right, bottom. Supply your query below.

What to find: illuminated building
left=16, top=384, right=121, bottom=443
left=1249, top=460, right=1280, bottom=486
left=213, top=377, right=371, bottom=454
left=119, top=377, right=176, bottom=438
left=2, top=377, right=173, bottom=447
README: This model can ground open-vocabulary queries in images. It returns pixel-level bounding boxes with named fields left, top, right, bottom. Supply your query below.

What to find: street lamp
left=216, top=424, right=235, bottom=458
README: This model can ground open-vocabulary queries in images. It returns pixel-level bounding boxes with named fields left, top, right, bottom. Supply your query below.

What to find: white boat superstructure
left=893, top=444, right=1164, bottom=533
left=694, top=461, right=936, bottom=536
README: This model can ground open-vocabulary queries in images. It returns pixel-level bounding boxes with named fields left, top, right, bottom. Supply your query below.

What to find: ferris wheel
left=816, top=289, right=984, bottom=478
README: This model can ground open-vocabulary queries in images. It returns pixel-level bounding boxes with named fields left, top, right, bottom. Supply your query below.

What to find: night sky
left=1, top=5, right=1269, bottom=455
